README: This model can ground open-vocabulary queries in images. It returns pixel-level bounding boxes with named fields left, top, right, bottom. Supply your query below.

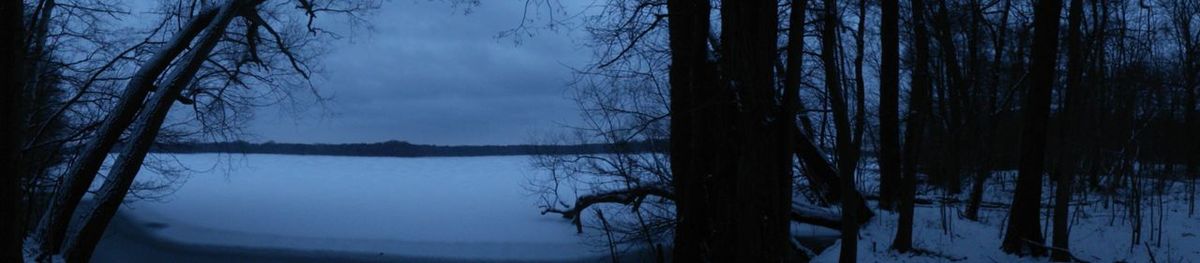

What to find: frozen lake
left=91, top=154, right=612, bottom=262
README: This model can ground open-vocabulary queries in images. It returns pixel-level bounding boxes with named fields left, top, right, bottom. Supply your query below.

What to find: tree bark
left=667, top=0, right=717, bottom=261
left=58, top=2, right=252, bottom=261
left=819, top=0, right=858, bottom=261
left=1001, top=0, right=1062, bottom=256
left=848, top=0, right=867, bottom=183
left=1, top=0, right=27, bottom=261
left=786, top=0, right=818, bottom=140
left=34, top=8, right=220, bottom=256
left=718, top=0, right=790, bottom=260
left=892, top=0, right=932, bottom=253
left=1051, top=0, right=1085, bottom=261
left=877, top=0, right=900, bottom=211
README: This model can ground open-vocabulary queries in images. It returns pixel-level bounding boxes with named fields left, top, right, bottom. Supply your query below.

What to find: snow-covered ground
left=93, top=154, right=614, bottom=262
left=812, top=170, right=1200, bottom=263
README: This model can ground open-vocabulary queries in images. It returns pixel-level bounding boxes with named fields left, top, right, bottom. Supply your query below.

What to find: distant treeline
left=151, top=140, right=666, bottom=157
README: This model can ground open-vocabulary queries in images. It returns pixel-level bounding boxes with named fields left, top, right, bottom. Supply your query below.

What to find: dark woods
left=546, top=0, right=1198, bottom=261
left=153, top=140, right=664, bottom=157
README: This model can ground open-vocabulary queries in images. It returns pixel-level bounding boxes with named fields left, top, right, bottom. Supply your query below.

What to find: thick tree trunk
left=893, top=0, right=932, bottom=252
left=58, top=1, right=253, bottom=262
left=1001, top=0, right=1062, bottom=256
left=670, top=0, right=793, bottom=260
left=1051, top=0, right=1085, bottom=261
left=1, top=1, right=27, bottom=261
left=667, top=0, right=716, bottom=261
left=34, top=8, right=220, bottom=256
left=718, top=0, right=790, bottom=260
left=876, top=0, right=901, bottom=212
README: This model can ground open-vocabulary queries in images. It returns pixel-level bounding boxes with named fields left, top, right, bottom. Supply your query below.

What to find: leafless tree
left=25, top=0, right=381, bottom=261
left=1, top=1, right=28, bottom=261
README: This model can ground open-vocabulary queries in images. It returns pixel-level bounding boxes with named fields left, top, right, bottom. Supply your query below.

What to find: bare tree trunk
left=848, top=0, right=867, bottom=182
left=1176, top=0, right=1199, bottom=218
left=23, top=0, right=55, bottom=96
left=933, top=0, right=966, bottom=195
left=33, top=8, right=220, bottom=256
left=876, top=0, right=900, bottom=212
left=786, top=0, right=818, bottom=140
left=1001, top=0, right=1061, bottom=256
left=718, top=0, right=790, bottom=260
left=1190, top=67, right=1198, bottom=218
left=1, top=0, right=27, bottom=261
left=57, top=2, right=251, bottom=261
left=819, top=0, right=858, bottom=261
left=667, top=0, right=716, bottom=261
left=893, top=0, right=931, bottom=252
left=1051, top=0, right=1085, bottom=260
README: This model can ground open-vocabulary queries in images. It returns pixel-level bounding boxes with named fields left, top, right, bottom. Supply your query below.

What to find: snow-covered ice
left=97, top=154, right=610, bottom=262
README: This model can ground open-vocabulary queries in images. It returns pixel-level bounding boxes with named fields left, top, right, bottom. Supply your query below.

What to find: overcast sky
left=246, top=1, right=591, bottom=145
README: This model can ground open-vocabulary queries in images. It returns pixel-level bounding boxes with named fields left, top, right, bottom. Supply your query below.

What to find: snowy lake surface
left=94, top=154, right=609, bottom=262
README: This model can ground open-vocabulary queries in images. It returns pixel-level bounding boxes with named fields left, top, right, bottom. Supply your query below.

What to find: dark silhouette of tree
left=893, top=0, right=932, bottom=253
left=965, top=0, right=1013, bottom=221
left=62, top=3, right=256, bottom=260
left=718, top=0, right=791, bottom=259
left=30, top=0, right=380, bottom=260
left=33, top=8, right=225, bottom=257
left=668, top=0, right=798, bottom=260
left=876, top=0, right=901, bottom=211
left=666, top=0, right=718, bottom=261
left=1051, top=0, right=1086, bottom=260
left=819, top=0, right=859, bottom=261
left=1, top=1, right=26, bottom=261
left=930, top=0, right=966, bottom=194
left=1001, top=0, right=1062, bottom=256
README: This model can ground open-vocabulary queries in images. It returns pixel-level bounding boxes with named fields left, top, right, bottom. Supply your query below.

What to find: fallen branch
left=905, top=248, right=969, bottom=262
left=543, top=186, right=854, bottom=233
left=863, top=195, right=1009, bottom=209
left=541, top=185, right=673, bottom=233
left=791, top=201, right=843, bottom=230
left=1021, top=239, right=1092, bottom=263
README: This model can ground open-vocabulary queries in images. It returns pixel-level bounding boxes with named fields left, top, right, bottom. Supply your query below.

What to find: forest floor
left=811, top=169, right=1200, bottom=263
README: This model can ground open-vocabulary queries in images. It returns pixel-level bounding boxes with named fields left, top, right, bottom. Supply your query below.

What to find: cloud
left=249, top=0, right=589, bottom=145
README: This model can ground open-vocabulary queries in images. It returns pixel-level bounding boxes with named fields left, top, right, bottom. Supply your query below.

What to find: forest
left=1, top=0, right=1198, bottom=262
left=150, top=140, right=660, bottom=157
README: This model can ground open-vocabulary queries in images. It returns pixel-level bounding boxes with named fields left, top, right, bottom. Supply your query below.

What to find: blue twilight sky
left=247, top=0, right=592, bottom=145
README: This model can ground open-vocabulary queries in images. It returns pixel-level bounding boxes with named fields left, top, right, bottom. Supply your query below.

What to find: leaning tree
left=29, top=0, right=382, bottom=261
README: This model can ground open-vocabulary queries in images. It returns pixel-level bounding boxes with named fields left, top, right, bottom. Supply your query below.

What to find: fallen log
left=543, top=185, right=854, bottom=232
left=791, top=201, right=843, bottom=230
left=793, top=126, right=874, bottom=222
